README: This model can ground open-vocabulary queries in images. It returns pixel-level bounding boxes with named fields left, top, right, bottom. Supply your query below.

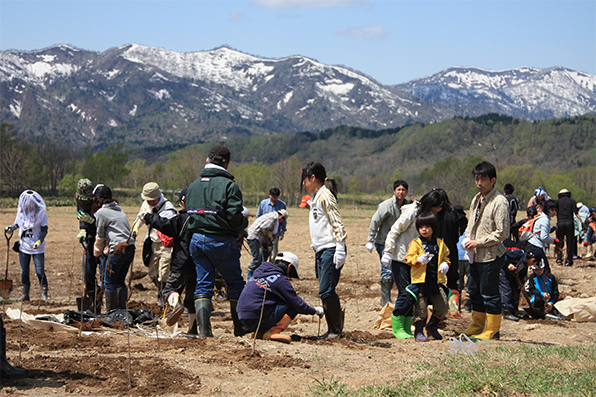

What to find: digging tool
left=76, top=243, right=89, bottom=312
left=0, top=231, right=14, bottom=299
left=514, top=268, right=544, bottom=319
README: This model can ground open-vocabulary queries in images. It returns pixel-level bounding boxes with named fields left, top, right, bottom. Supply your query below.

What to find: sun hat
left=277, top=209, right=289, bottom=220
left=275, top=252, right=300, bottom=279
left=141, top=182, right=161, bottom=201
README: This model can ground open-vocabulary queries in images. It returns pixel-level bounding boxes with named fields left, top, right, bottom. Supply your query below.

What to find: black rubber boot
left=414, top=320, right=429, bottom=342
left=0, top=317, right=29, bottom=379
left=424, top=316, right=443, bottom=340
left=321, top=294, right=343, bottom=339
left=229, top=299, right=245, bottom=336
left=116, top=288, right=128, bottom=310
left=18, top=285, right=30, bottom=302
left=194, top=295, right=213, bottom=337
left=105, top=291, right=118, bottom=312
left=380, top=278, right=394, bottom=306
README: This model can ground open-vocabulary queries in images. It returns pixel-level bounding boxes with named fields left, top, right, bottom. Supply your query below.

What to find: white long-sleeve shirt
left=308, top=185, right=347, bottom=252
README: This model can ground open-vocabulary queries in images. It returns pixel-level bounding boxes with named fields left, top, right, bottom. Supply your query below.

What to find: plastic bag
left=449, top=334, right=480, bottom=355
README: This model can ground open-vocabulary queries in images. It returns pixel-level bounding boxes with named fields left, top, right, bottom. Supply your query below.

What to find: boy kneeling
left=236, top=252, right=324, bottom=343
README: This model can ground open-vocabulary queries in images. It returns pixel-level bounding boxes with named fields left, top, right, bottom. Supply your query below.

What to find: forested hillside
left=0, top=114, right=593, bottom=208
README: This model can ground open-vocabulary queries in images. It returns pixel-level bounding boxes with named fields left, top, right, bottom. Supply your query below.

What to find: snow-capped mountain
left=0, top=44, right=594, bottom=150
left=396, top=66, right=596, bottom=119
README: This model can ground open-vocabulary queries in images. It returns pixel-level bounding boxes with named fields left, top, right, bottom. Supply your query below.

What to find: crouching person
left=236, top=252, right=324, bottom=343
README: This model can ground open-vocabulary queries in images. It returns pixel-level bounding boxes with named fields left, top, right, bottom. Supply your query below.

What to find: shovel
left=0, top=231, right=14, bottom=299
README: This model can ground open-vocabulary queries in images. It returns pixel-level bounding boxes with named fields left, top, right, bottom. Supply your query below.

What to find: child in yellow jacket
left=393, top=212, right=450, bottom=341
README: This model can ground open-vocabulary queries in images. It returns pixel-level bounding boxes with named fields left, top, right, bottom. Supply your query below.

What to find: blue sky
left=1, top=0, right=594, bottom=85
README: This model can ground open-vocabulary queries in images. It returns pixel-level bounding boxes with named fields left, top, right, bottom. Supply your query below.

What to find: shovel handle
left=4, top=230, right=12, bottom=244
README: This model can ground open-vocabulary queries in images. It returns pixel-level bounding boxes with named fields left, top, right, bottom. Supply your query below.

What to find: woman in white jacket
left=528, top=199, right=558, bottom=273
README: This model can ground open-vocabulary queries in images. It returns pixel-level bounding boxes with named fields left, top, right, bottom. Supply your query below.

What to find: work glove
left=381, top=252, right=393, bottom=267
left=418, top=252, right=434, bottom=265
left=333, top=243, right=346, bottom=269
left=77, top=229, right=86, bottom=243
left=550, top=225, right=558, bottom=233
left=314, top=306, right=324, bottom=318
left=584, top=241, right=589, bottom=247
left=137, top=210, right=149, bottom=223
left=77, top=210, right=94, bottom=224
left=365, top=242, right=374, bottom=253
left=4, top=224, right=16, bottom=236
left=439, top=262, right=449, bottom=275
left=33, top=240, right=42, bottom=249
left=554, top=238, right=560, bottom=244
left=460, top=237, right=470, bottom=250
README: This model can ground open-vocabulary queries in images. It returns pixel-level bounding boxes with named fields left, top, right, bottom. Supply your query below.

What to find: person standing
left=555, top=189, right=578, bottom=266
left=185, top=145, right=248, bottom=337
left=527, top=188, right=550, bottom=214
left=246, top=210, right=289, bottom=279
left=75, top=178, right=102, bottom=312
left=302, top=162, right=347, bottom=339
left=5, top=190, right=49, bottom=302
left=365, top=180, right=410, bottom=306
left=504, top=183, right=520, bottom=241
left=458, top=161, right=509, bottom=340
left=92, top=185, right=135, bottom=311
left=132, top=182, right=177, bottom=306
left=256, top=188, right=287, bottom=259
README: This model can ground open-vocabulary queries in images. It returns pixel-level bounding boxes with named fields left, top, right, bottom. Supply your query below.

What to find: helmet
left=274, top=252, right=299, bottom=279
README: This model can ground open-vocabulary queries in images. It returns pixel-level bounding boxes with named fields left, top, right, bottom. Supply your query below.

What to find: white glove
left=418, top=253, right=434, bottom=265
left=365, top=242, right=374, bottom=253
left=461, top=237, right=470, bottom=251
left=334, top=243, right=346, bottom=269
left=137, top=210, right=149, bottom=222
left=314, top=306, right=324, bottom=318
left=381, top=252, right=393, bottom=267
left=439, top=262, right=449, bottom=275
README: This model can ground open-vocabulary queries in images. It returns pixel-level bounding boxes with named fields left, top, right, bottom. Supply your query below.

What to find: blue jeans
left=375, top=243, right=393, bottom=280
left=19, top=252, right=47, bottom=288
left=468, top=255, right=504, bottom=314
left=104, top=245, right=135, bottom=292
left=316, top=247, right=341, bottom=300
left=190, top=233, right=245, bottom=300
left=247, top=239, right=269, bottom=275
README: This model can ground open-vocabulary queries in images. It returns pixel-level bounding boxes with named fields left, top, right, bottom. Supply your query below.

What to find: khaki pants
left=413, top=287, right=449, bottom=322
left=147, top=240, right=172, bottom=283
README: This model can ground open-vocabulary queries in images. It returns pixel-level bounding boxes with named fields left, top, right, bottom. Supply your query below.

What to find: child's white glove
left=314, top=306, right=324, bottom=318
left=365, top=241, right=374, bottom=253
left=333, top=243, right=346, bottom=269
left=418, top=253, right=434, bottom=265
left=381, top=252, right=393, bottom=267
left=439, top=262, right=449, bottom=275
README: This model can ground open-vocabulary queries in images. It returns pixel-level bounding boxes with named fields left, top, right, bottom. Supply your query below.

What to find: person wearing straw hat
left=91, top=185, right=135, bottom=310
left=133, top=182, right=177, bottom=306
left=5, top=190, right=49, bottom=302
left=236, top=252, right=324, bottom=343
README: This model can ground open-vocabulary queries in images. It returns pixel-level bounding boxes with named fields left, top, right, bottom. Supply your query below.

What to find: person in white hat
left=236, top=252, right=324, bottom=343
left=134, top=182, right=178, bottom=306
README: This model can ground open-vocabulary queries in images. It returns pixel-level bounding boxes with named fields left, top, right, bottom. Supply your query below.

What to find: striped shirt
left=247, top=212, right=280, bottom=244
left=465, top=188, right=510, bottom=262
left=308, top=185, right=347, bottom=252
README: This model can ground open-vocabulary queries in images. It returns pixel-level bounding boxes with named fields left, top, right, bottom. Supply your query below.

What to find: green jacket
left=185, top=166, right=248, bottom=237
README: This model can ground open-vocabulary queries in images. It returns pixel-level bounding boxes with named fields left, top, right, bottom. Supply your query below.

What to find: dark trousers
left=391, top=260, right=411, bottom=298
left=556, top=221, right=575, bottom=263
left=468, top=255, right=504, bottom=315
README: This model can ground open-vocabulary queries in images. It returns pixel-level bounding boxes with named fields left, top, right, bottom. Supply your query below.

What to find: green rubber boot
left=391, top=314, right=413, bottom=339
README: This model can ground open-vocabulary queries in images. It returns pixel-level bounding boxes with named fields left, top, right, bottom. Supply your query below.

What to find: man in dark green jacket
left=185, top=145, right=248, bottom=337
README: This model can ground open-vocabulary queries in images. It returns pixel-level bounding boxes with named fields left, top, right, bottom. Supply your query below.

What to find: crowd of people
left=1, top=145, right=593, bottom=378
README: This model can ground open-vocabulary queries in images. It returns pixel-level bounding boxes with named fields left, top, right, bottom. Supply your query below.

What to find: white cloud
left=230, top=11, right=247, bottom=22
left=252, top=0, right=367, bottom=10
left=337, top=24, right=390, bottom=39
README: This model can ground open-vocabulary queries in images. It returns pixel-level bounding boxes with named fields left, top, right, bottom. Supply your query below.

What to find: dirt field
left=0, top=204, right=595, bottom=396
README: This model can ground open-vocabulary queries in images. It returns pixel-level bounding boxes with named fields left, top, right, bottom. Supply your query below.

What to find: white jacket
left=383, top=201, right=419, bottom=262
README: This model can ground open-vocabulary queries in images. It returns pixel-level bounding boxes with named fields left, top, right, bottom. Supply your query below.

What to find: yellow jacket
left=405, top=237, right=450, bottom=284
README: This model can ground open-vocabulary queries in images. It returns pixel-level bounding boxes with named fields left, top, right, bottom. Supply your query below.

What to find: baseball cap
left=277, top=209, right=289, bottom=220
left=275, top=252, right=300, bottom=279
left=530, top=259, right=546, bottom=270
left=141, top=182, right=161, bottom=201
left=590, top=207, right=596, bottom=215
left=299, top=195, right=311, bottom=208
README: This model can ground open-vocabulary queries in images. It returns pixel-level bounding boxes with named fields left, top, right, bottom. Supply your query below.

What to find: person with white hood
left=5, top=190, right=49, bottom=301
left=133, top=182, right=177, bottom=306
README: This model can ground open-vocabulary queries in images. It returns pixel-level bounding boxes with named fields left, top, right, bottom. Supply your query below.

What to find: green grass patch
left=310, top=344, right=596, bottom=396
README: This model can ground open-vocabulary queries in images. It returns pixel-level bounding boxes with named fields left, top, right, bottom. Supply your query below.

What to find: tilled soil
left=0, top=205, right=595, bottom=396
